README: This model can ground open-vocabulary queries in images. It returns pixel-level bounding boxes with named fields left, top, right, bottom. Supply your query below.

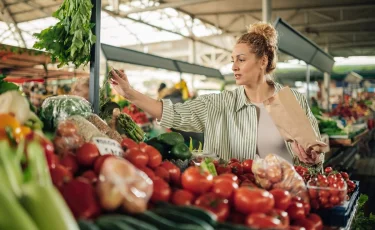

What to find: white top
left=253, top=102, right=293, bottom=163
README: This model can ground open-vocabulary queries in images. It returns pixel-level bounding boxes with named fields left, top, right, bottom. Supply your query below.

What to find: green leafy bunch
left=352, top=194, right=375, bottom=230
left=33, top=0, right=96, bottom=68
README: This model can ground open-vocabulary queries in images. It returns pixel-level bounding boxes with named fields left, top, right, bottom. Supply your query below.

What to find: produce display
left=123, top=103, right=149, bottom=125
left=0, top=85, right=365, bottom=230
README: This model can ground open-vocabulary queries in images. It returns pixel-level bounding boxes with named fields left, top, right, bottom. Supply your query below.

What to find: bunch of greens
left=33, top=0, right=96, bottom=68
left=352, top=194, right=375, bottom=230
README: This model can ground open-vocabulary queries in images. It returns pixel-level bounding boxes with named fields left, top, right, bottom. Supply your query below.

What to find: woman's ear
left=261, top=55, right=268, bottom=70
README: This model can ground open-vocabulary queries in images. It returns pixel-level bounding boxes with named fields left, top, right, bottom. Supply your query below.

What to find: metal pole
left=89, top=0, right=101, bottom=114
left=306, top=64, right=311, bottom=105
left=262, top=0, right=272, bottom=22
left=323, top=46, right=331, bottom=111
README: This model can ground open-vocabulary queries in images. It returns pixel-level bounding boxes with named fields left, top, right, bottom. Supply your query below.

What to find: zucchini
left=152, top=208, right=214, bottom=230
left=96, top=214, right=158, bottom=230
left=77, top=219, right=100, bottom=230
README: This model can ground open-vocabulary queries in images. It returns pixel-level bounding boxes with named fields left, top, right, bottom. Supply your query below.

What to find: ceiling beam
left=309, top=11, right=335, bottom=21
left=322, top=41, right=375, bottom=49
left=223, top=14, right=244, bottom=30
left=293, top=18, right=375, bottom=29
left=119, top=0, right=222, bottom=16
left=103, top=9, right=232, bottom=54
left=307, top=31, right=375, bottom=36
left=0, top=0, right=26, bottom=47
left=194, top=3, right=375, bottom=16
left=11, top=3, right=60, bottom=16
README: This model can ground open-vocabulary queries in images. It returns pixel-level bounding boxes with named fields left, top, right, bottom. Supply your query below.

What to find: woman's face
left=231, top=43, right=266, bottom=86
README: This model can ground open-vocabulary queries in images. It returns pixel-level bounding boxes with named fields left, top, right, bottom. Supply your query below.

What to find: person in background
left=108, top=22, right=325, bottom=169
left=70, top=77, right=90, bottom=100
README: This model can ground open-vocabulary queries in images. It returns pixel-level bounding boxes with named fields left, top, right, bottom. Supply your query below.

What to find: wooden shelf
left=329, top=129, right=369, bottom=147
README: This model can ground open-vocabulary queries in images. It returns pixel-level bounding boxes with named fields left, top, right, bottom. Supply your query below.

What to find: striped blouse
left=159, top=82, right=324, bottom=169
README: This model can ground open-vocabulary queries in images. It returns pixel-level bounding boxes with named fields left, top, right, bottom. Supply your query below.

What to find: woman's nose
left=232, top=63, right=238, bottom=71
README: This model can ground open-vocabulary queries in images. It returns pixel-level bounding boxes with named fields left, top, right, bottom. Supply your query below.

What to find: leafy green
left=33, top=0, right=95, bottom=68
left=0, top=74, right=19, bottom=94
left=352, top=194, right=375, bottom=230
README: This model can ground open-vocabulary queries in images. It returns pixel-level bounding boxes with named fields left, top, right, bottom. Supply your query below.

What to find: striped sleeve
left=158, top=95, right=213, bottom=132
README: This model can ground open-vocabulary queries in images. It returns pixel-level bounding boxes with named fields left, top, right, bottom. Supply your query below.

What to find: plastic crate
left=312, top=181, right=360, bottom=227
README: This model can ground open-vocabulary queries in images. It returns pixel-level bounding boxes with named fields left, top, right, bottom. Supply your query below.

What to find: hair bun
left=246, top=22, right=278, bottom=47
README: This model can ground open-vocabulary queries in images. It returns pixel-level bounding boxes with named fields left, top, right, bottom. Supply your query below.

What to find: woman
left=109, top=22, right=324, bottom=168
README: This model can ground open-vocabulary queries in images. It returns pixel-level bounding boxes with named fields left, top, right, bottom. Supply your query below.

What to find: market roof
left=1, top=0, right=374, bottom=58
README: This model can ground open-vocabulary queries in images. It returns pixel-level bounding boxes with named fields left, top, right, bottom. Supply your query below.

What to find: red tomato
left=214, top=173, right=239, bottom=184
left=234, top=187, right=275, bottom=214
left=154, top=166, right=170, bottom=182
left=242, top=159, right=253, bottom=173
left=143, top=145, right=162, bottom=168
left=93, top=155, right=114, bottom=175
left=121, top=138, right=139, bottom=150
left=228, top=158, right=240, bottom=164
left=76, top=143, right=100, bottom=167
left=151, top=177, right=171, bottom=202
left=212, top=178, right=238, bottom=199
left=229, top=162, right=243, bottom=176
left=138, top=142, right=148, bottom=151
left=302, top=201, right=311, bottom=215
left=269, top=189, right=292, bottom=211
left=160, top=161, right=181, bottom=185
left=327, top=174, right=337, bottom=185
left=286, top=202, right=306, bottom=220
left=340, top=172, right=349, bottom=180
left=81, top=170, right=98, bottom=184
left=289, top=226, right=307, bottom=230
left=194, top=193, right=230, bottom=222
left=137, top=166, right=156, bottom=179
left=293, top=218, right=316, bottom=230
left=171, top=189, right=195, bottom=206
left=124, top=148, right=149, bottom=168
left=50, top=164, right=73, bottom=188
left=240, top=180, right=258, bottom=188
left=329, top=195, right=340, bottom=205
left=182, top=167, right=213, bottom=194
left=307, top=213, right=323, bottom=230
left=45, top=151, right=60, bottom=169
left=60, top=152, right=78, bottom=175
left=246, top=212, right=286, bottom=229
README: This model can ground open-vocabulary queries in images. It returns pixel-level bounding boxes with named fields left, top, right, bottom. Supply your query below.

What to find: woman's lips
left=235, top=74, right=241, bottom=79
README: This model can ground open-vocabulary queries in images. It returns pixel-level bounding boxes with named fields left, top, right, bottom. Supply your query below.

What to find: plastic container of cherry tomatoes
left=307, top=179, right=347, bottom=210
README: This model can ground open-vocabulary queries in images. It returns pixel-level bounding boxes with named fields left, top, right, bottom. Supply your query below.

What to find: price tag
left=92, top=137, right=124, bottom=157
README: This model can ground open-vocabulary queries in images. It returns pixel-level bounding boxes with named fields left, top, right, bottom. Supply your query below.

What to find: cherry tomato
left=124, top=147, right=149, bottom=168
left=121, top=138, right=138, bottom=150
left=242, top=159, right=253, bottom=173
left=329, top=195, right=340, bottom=205
left=269, top=189, right=292, bottom=211
left=234, top=187, right=275, bottom=214
left=45, top=151, right=60, bottom=169
left=229, top=162, right=243, bottom=176
left=143, top=145, right=162, bottom=168
left=76, top=143, right=100, bottom=167
left=181, top=167, right=213, bottom=194
left=240, top=180, right=258, bottom=188
left=216, top=165, right=231, bottom=175
left=154, top=166, right=170, bottom=182
left=50, top=164, right=72, bottom=188
left=324, top=167, right=333, bottom=174
left=137, top=166, right=156, bottom=179
left=93, top=155, right=114, bottom=175
left=340, top=172, right=349, bottom=180
left=151, top=176, right=171, bottom=202
left=246, top=212, right=283, bottom=229
left=160, top=161, right=181, bottom=185
left=60, top=152, right=78, bottom=175
left=171, top=189, right=195, bottom=206
left=212, top=178, right=238, bottom=199
left=195, top=193, right=230, bottom=222
left=293, top=218, right=316, bottom=230
left=286, top=202, right=306, bottom=220
left=302, top=201, right=311, bottom=215
left=307, top=213, right=323, bottom=230
left=81, top=170, right=98, bottom=184
left=228, top=158, right=240, bottom=164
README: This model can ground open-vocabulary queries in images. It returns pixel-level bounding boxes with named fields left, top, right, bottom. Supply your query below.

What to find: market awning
left=101, top=44, right=223, bottom=79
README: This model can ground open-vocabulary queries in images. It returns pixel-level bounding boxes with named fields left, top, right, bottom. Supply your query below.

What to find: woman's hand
left=291, top=141, right=323, bottom=164
left=109, top=69, right=134, bottom=100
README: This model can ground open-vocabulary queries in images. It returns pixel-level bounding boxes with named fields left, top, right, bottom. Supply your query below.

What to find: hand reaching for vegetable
left=109, top=69, right=134, bottom=100
left=291, top=141, right=324, bottom=164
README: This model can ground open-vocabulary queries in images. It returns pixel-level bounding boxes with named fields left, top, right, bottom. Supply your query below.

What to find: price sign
left=92, top=137, right=124, bottom=157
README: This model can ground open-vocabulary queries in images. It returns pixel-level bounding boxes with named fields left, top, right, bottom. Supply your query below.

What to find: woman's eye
left=239, top=59, right=245, bottom=62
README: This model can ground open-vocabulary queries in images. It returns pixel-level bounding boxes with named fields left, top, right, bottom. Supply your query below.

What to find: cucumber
left=134, top=210, right=198, bottom=230
left=96, top=214, right=158, bottom=230
left=152, top=208, right=214, bottom=230
left=154, top=203, right=217, bottom=226
left=77, top=219, right=100, bottom=230
left=96, top=217, right=135, bottom=230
